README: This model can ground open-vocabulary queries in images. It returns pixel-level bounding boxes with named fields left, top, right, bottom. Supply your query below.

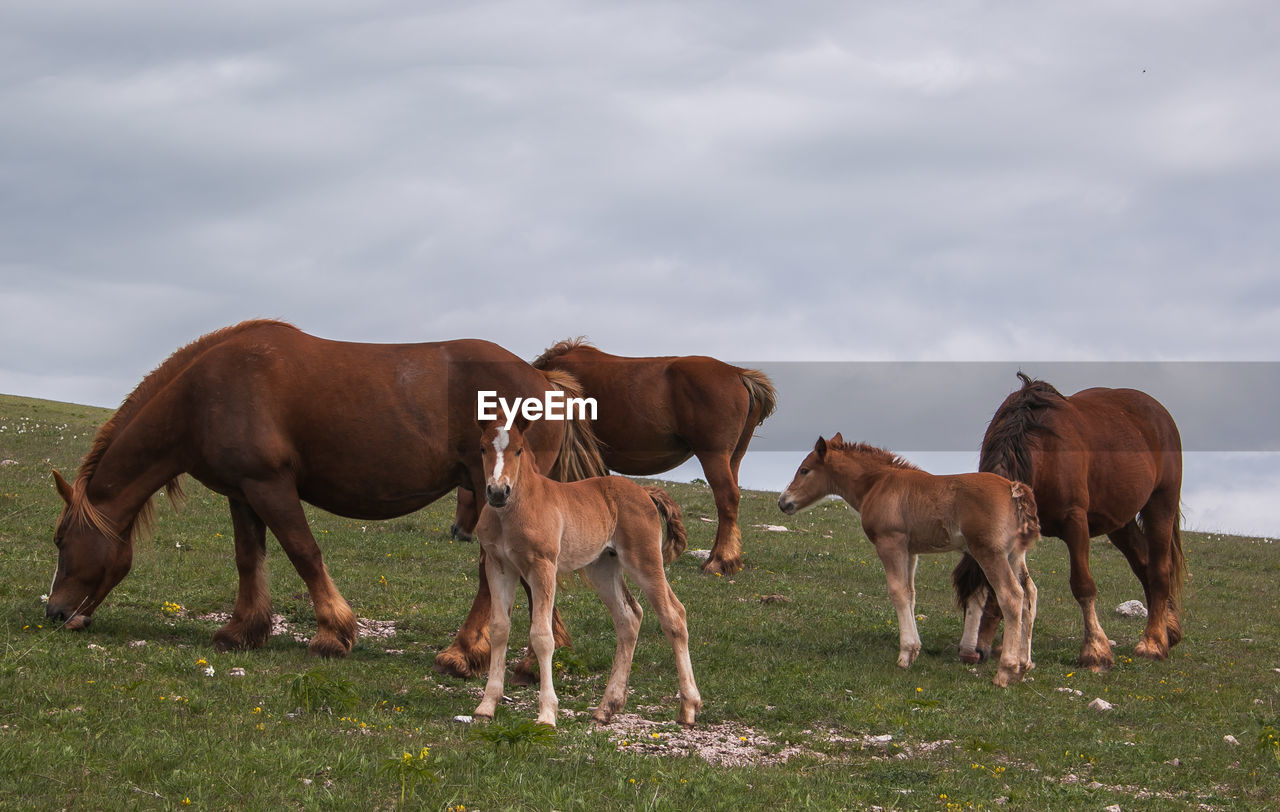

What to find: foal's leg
left=582, top=554, right=643, bottom=724
left=213, top=497, right=273, bottom=652
left=1018, top=558, right=1038, bottom=674
left=474, top=554, right=520, bottom=721
left=971, top=548, right=1026, bottom=687
left=525, top=559, right=562, bottom=726
left=242, top=479, right=356, bottom=658
left=873, top=536, right=922, bottom=668
left=620, top=531, right=702, bottom=727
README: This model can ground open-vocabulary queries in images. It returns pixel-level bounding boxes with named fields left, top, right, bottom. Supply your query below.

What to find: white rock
left=1115, top=600, right=1148, bottom=618
left=453, top=715, right=474, bottom=724
left=1106, top=805, right=1122, bottom=812
left=1088, top=698, right=1113, bottom=712
left=1224, top=734, right=1241, bottom=746
left=688, top=549, right=712, bottom=561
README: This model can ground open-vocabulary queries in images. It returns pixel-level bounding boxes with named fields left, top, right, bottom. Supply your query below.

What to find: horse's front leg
left=475, top=553, right=520, bottom=721
left=212, top=497, right=273, bottom=652
left=874, top=539, right=921, bottom=668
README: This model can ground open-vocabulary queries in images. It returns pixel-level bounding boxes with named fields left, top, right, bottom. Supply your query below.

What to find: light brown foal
left=778, top=434, right=1040, bottom=687
left=472, top=421, right=702, bottom=727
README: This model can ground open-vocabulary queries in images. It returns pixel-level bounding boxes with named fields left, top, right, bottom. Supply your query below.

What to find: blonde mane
left=531, top=336, right=595, bottom=370
left=828, top=438, right=921, bottom=471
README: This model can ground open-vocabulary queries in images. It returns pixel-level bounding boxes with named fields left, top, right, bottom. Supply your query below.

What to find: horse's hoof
left=1078, top=650, right=1114, bottom=673
left=307, top=632, right=353, bottom=659
left=958, top=649, right=982, bottom=665
left=701, top=556, right=743, bottom=577
left=508, top=666, right=536, bottom=687
left=434, top=647, right=483, bottom=678
left=1134, top=639, right=1169, bottom=661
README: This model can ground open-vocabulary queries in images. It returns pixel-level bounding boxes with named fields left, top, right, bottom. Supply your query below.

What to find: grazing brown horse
left=45, top=320, right=605, bottom=671
left=778, top=434, right=1040, bottom=687
left=526, top=338, right=776, bottom=575
left=952, top=372, right=1185, bottom=671
left=472, top=421, right=701, bottom=727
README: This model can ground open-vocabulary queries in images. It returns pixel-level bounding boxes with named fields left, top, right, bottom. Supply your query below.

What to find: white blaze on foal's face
left=491, top=427, right=509, bottom=484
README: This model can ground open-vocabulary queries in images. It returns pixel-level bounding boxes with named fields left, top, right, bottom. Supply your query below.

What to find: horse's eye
left=799, top=468, right=809, bottom=475
left=515, top=448, right=523, bottom=457
left=479, top=446, right=486, bottom=455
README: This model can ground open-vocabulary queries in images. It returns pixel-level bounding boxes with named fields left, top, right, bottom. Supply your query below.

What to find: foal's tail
left=1011, top=481, right=1040, bottom=549
left=953, top=481, right=1040, bottom=612
left=645, top=486, right=688, bottom=564
left=539, top=368, right=609, bottom=481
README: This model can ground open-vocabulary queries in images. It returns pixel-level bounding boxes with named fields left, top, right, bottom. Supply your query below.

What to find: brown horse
left=525, top=338, right=776, bottom=575
left=45, top=320, right=605, bottom=671
left=952, top=372, right=1185, bottom=671
left=778, top=434, right=1040, bottom=687
left=472, top=420, right=701, bottom=727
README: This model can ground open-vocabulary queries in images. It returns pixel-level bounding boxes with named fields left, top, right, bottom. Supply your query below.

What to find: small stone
left=1115, top=600, right=1147, bottom=618
left=688, top=549, right=712, bottom=561
left=453, top=715, right=474, bottom=724
left=1224, top=734, right=1241, bottom=746
left=1088, top=698, right=1113, bottom=712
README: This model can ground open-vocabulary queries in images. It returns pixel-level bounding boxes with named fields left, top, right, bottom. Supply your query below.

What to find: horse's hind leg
left=694, top=449, right=744, bottom=576
left=1131, top=498, right=1180, bottom=660
left=242, top=480, right=356, bottom=658
left=212, top=497, right=273, bottom=652
left=620, top=531, right=702, bottom=727
left=582, top=554, right=643, bottom=725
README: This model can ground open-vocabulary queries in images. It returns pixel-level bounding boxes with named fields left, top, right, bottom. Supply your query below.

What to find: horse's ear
left=814, top=436, right=828, bottom=459
left=830, top=432, right=844, bottom=446
left=512, top=413, right=532, bottom=436
left=52, top=470, right=73, bottom=505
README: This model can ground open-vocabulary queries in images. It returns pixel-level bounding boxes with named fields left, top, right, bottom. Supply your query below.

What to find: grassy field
left=2, top=392, right=1279, bottom=810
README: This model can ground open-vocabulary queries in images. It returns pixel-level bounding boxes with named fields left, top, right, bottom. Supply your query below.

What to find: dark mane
left=978, top=371, right=1064, bottom=482
left=531, top=336, right=595, bottom=369
left=69, top=319, right=298, bottom=541
left=829, top=438, right=921, bottom=471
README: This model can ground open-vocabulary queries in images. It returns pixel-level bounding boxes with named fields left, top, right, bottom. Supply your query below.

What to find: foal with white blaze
left=473, top=421, right=702, bottom=727
left=778, top=435, right=1040, bottom=687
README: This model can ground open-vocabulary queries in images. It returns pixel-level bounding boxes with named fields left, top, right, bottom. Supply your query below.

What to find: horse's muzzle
left=486, top=484, right=511, bottom=508
left=777, top=496, right=797, bottom=515
left=46, top=602, right=92, bottom=630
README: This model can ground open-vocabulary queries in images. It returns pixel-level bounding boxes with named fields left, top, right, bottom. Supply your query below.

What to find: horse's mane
left=68, top=319, right=298, bottom=541
left=828, top=438, right=921, bottom=471
left=979, top=371, right=1064, bottom=482
left=531, top=336, right=595, bottom=370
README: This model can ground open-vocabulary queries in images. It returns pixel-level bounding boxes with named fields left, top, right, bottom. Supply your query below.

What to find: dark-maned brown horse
left=523, top=338, right=776, bottom=575
left=46, top=320, right=605, bottom=674
left=778, top=434, right=1040, bottom=687
left=952, top=372, right=1185, bottom=671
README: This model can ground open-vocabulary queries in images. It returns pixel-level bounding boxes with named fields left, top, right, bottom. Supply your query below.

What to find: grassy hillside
left=2, top=393, right=1278, bottom=809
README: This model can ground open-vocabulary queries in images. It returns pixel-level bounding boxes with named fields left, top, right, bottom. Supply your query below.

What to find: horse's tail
left=645, top=485, right=688, bottom=565
left=538, top=368, right=609, bottom=482
left=952, top=553, right=990, bottom=612
left=740, top=369, right=777, bottom=426
left=1169, top=510, right=1187, bottom=611
left=1011, top=481, right=1040, bottom=550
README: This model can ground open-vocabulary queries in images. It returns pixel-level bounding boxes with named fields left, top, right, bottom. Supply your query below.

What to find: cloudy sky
left=2, top=2, right=1277, bottom=535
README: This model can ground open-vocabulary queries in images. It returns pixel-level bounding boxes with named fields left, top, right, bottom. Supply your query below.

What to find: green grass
left=2, top=392, right=1278, bottom=809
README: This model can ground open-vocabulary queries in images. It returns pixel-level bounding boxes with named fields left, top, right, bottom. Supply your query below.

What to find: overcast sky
left=2, top=2, right=1277, bottom=535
